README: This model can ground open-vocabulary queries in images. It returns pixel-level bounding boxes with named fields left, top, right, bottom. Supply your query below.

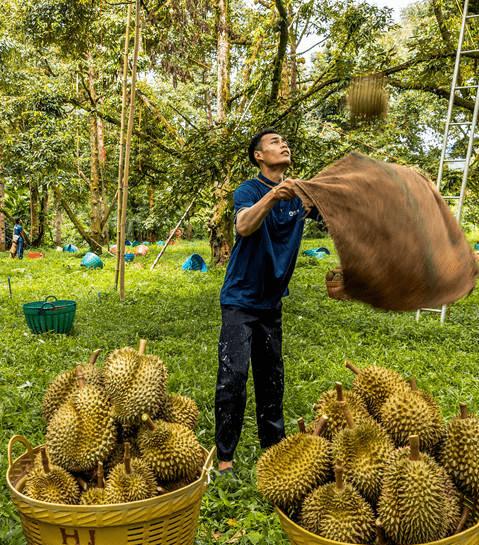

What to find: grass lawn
left=1, top=238, right=478, bottom=545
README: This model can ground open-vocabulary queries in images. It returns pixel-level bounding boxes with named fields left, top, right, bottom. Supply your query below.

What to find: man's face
left=254, top=133, right=291, bottom=168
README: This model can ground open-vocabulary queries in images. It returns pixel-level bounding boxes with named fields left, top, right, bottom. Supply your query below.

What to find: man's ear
left=254, top=149, right=262, bottom=165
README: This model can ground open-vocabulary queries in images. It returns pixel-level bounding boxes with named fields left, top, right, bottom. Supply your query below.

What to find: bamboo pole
left=119, top=0, right=142, bottom=302
left=114, top=2, right=133, bottom=290
left=150, top=199, right=195, bottom=270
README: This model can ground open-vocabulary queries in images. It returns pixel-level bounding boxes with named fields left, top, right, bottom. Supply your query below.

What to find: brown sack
left=294, top=152, right=478, bottom=311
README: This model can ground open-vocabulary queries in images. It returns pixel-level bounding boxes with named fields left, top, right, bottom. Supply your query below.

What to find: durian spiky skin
left=42, top=365, right=103, bottom=422
left=379, top=390, right=445, bottom=452
left=158, top=394, right=199, bottom=430
left=104, top=458, right=157, bottom=504
left=80, top=487, right=107, bottom=505
left=350, top=365, right=408, bottom=418
left=46, top=383, right=117, bottom=472
left=441, top=412, right=479, bottom=499
left=138, top=419, right=204, bottom=482
left=24, top=464, right=81, bottom=505
left=332, top=419, right=394, bottom=504
left=378, top=447, right=461, bottom=544
left=256, top=433, right=331, bottom=510
left=312, top=390, right=370, bottom=440
left=299, top=481, right=376, bottom=544
left=103, top=348, right=168, bottom=423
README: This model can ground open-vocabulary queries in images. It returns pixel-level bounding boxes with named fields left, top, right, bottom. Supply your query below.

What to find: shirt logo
left=289, top=209, right=300, bottom=217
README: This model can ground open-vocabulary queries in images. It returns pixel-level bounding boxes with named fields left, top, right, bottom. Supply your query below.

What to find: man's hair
left=248, top=128, right=280, bottom=167
left=15, top=218, right=20, bottom=223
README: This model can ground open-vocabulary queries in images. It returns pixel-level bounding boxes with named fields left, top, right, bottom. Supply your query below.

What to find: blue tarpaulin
left=182, top=254, right=208, bottom=272
left=303, top=247, right=331, bottom=259
left=63, top=244, right=78, bottom=253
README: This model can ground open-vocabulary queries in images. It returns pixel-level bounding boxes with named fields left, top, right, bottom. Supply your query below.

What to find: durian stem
left=460, top=403, right=469, bottom=419
left=335, top=382, right=344, bottom=401
left=408, top=377, right=417, bottom=391
left=75, top=366, right=86, bottom=388
left=40, top=448, right=50, bottom=474
left=138, top=339, right=147, bottom=355
left=456, top=506, right=471, bottom=534
left=124, top=442, right=132, bottom=474
left=409, top=435, right=420, bottom=461
left=88, top=349, right=102, bottom=365
left=297, top=418, right=306, bottom=433
left=142, top=413, right=156, bottom=431
left=338, top=401, right=355, bottom=429
left=334, top=466, right=344, bottom=491
left=312, top=415, right=328, bottom=437
left=375, top=520, right=387, bottom=545
left=157, top=485, right=167, bottom=495
left=77, top=476, right=88, bottom=491
left=345, top=360, right=360, bottom=375
left=97, top=462, right=105, bottom=489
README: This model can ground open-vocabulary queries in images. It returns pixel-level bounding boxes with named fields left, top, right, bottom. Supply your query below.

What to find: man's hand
left=271, top=179, right=297, bottom=201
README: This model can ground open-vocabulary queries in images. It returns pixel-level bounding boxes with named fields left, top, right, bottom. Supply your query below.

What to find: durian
left=24, top=448, right=80, bottom=505
left=299, top=465, right=376, bottom=544
left=42, top=349, right=103, bottom=422
left=311, top=383, right=370, bottom=440
left=256, top=416, right=331, bottom=511
left=332, top=401, right=394, bottom=503
left=46, top=370, right=117, bottom=472
left=105, top=442, right=158, bottom=504
left=103, top=339, right=168, bottom=423
left=80, top=462, right=107, bottom=505
left=346, top=361, right=408, bottom=418
left=378, top=435, right=461, bottom=544
left=379, top=381, right=445, bottom=452
left=158, top=394, right=199, bottom=430
left=137, top=414, right=204, bottom=482
left=441, top=403, right=479, bottom=499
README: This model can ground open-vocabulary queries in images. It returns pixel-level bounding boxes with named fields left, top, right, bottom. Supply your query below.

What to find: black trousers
left=215, top=304, right=286, bottom=461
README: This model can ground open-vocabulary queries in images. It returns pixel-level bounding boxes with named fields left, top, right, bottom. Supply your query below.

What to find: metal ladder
left=416, top=0, right=479, bottom=324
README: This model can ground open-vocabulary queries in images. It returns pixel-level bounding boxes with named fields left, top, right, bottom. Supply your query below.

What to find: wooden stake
left=460, top=403, right=469, bottom=419
left=297, top=417, right=306, bottom=433
left=138, top=338, right=147, bottom=355
left=119, top=0, right=142, bottom=302
left=40, top=447, right=50, bottom=474
left=312, top=415, right=328, bottom=436
left=409, top=435, right=420, bottom=461
left=335, top=382, right=344, bottom=401
left=114, top=1, right=132, bottom=291
left=142, top=413, right=156, bottom=431
left=88, top=349, right=102, bottom=366
left=345, top=360, right=360, bottom=375
left=124, top=442, right=131, bottom=474
left=334, top=465, right=344, bottom=491
left=338, top=401, right=355, bottom=429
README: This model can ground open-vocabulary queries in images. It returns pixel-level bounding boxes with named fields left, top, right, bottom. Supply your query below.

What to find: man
left=11, top=218, right=24, bottom=259
left=215, top=128, right=319, bottom=474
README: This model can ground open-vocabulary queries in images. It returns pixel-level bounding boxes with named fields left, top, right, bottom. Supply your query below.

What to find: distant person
left=11, top=218, right=25, bottom=259
left=215, top=128, right=321, bottom=475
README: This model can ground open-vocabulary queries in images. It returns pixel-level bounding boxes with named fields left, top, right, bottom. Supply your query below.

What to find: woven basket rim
left=275, top=507, right=479, bottom=545
left=7, top=437, right=215, bottom=513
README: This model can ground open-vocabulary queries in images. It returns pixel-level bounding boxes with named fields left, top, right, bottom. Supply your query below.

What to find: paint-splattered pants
left=215, top=305, right=285, bottom=461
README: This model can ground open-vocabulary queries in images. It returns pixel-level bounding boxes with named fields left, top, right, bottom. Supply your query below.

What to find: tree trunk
left=0, top=182, right=5, bottom=251
left=30, top=181, right=40, bottom=246
left=54, top=192, right=62, bottom=246
left=209, top=0, right=233, bottom=265
left=36, top=187, right=49, bottom=246
left=270, top=0, right=289, bottom=105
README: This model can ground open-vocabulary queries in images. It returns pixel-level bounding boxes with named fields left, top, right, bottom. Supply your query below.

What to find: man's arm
left=236, top=179, right=296, bottom=237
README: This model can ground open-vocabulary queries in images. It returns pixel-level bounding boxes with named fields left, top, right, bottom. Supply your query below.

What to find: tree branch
left=269, top=0, right=289, bottom=104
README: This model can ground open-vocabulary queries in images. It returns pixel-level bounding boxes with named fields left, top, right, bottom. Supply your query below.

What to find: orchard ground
left=1, top=238, right=478, bottom=545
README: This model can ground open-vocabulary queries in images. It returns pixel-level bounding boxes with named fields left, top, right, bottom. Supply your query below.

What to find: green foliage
left=1, top=238, right=479, bottom=544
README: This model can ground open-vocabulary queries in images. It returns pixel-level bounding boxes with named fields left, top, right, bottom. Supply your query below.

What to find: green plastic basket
left=23, top=296, right=76, bottom=334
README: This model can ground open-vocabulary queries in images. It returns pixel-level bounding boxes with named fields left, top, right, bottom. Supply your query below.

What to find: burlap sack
left=294, top=152, right=478, bottom=311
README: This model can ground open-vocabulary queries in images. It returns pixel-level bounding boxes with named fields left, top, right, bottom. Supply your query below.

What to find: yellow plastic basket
left=276, top=507, right=479, bottom=545
left=7, top=435, right=215, bottom=545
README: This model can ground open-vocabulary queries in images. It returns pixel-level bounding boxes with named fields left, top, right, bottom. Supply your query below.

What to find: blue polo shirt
left=220, top=173, right=313, bottom=310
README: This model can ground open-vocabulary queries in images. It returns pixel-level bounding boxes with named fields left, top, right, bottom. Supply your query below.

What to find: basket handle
left=40, top=302, right=55, bottom=312
left=8, top=435, right=34, bottom=470
left=201, top=446, right=216, bottom=484
left=44, top=295, right=58, bottom=302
